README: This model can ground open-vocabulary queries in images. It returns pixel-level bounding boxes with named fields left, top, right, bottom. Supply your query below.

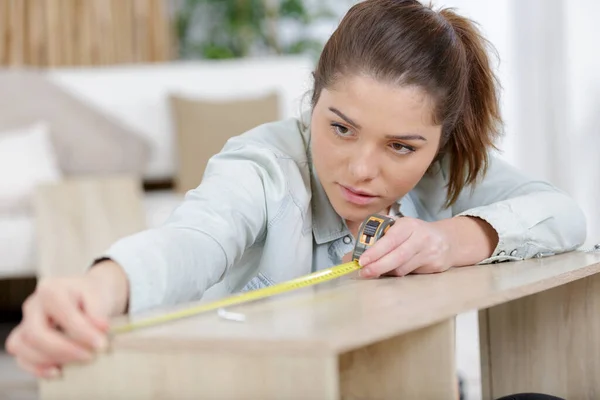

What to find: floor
left=0, top=322, right=38, bottom=400
left=0, top=312, right=483, bottom=400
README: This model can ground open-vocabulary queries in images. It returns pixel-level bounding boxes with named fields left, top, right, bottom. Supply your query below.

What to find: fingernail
left=359, top=257, right=369, bottom=267
left=360, top=268, right=371, bottom=278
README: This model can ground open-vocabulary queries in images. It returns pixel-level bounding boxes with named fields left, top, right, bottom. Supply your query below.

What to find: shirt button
left=510, top=249, right=518, bottom=256
left=343, top=236, right=352, bottom=244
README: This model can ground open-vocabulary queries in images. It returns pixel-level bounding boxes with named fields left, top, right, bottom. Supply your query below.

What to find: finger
left=358, top=218, right=417, bottom=267
left=7, top=328, right=59, bottom=369
left=16, top=357, right=61, bottom=380
left=387, top=251, right=426, bottom=277
left=78, top=288, right=110, bottom=333
left=360, top=233, right=421, bottom=278
left=22, top=299, right=95, bottom=364
left=411, top=258, right=450, bottom=274
left=40, top=287, right=107, bottom=351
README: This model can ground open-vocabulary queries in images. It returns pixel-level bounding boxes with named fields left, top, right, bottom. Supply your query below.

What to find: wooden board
left=480, top=271, right=600, bottom=399
left=39, top=251, right=600, bottom=399
left=103, top=251, right=600, bottom=354
left=34, top=175, right=145, bottom=278
left=40, top=319, right=456, bottom=400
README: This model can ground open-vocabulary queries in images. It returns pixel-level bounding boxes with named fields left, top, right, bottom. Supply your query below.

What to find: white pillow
left=0, top=122, right=62, bottom=215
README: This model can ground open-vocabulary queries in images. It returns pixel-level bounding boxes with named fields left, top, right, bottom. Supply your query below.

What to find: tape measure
left=110, top=213, right=396, bottom=335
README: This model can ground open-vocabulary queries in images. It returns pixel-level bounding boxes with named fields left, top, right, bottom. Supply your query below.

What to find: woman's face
left=311, top=74, right=443, bottom=224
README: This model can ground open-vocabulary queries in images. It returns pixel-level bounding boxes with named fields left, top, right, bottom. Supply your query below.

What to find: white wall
left=47, top=56, right=315, bottom=181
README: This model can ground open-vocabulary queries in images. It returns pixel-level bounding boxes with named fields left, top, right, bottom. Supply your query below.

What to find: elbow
left=541, top=192, right=588, bottom=251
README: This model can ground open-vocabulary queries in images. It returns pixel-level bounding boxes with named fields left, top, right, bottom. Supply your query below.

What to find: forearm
left=433, top=216, right=499, bottom=267
left=100, top=227, right=229, bottom=314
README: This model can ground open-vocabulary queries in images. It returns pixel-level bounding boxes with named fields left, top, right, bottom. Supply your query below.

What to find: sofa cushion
left=169, top=91, right=280, bottom=193
left=0, top=122, right=62, bottom=215
left=45, top=56, right=315, bottom=182
left=0, top=69, right=150, bottom=176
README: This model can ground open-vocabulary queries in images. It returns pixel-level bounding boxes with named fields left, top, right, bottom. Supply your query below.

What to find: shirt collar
left=308, top=141, right=350, bottom=244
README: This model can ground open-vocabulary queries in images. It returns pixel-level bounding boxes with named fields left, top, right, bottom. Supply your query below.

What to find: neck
left=345, top=206, right=392, bottom=238
left=346, top=220, right=362, bottom=238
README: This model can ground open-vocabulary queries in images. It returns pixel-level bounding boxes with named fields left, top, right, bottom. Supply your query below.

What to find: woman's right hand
left=5, top=260, right=129, bottom=379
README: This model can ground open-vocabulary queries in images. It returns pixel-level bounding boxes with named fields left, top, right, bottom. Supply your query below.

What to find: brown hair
left=311, top=0, right=502, bottom=207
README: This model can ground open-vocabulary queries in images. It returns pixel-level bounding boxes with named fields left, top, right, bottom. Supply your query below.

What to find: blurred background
left=0, top=1, right=598, bottom=399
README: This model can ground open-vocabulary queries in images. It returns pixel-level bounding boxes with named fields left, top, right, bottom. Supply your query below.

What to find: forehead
left=320, top=74, right=439, bottom=130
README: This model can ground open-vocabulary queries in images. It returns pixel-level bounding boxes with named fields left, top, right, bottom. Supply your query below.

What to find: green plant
left=175, top=0, right=336, bottom=60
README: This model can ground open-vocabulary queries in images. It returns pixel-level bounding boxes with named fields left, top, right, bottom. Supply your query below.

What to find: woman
left=6, top=0, right=585, bottom=385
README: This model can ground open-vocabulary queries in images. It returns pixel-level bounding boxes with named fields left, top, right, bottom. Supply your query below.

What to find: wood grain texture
left=41, top=350, right=340, bottom=400
left=0, top=0, right=174, bottom=67
left=8, top=0, right=25, bottom=66
left=340, top=318, right=457, bottom=400
left=481, top=271, right=600, bottom=399
left=34, top=175, right=145, bottom=278
left=40, top=321, right=457, bottom=400
left=105, top=251, right=600, bottom=355
left=38, top=251, right=600, bottom=398
left=0, top=0, right=7, bottom=64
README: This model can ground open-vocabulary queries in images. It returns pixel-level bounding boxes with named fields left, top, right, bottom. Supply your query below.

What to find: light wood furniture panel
left=480, top=270, right=600, bottom=399
left=0, top=0, right=174, bottom=67
left=34, top=175, right=146, bottom=278
left=40, top=251, right=600, bottom=399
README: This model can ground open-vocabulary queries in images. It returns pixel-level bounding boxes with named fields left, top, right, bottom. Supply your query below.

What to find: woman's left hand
left=357, top=217, right=454, bottom=278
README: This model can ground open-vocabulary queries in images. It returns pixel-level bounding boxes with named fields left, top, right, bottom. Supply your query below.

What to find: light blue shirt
left=99, top=114, right=587, bottom=314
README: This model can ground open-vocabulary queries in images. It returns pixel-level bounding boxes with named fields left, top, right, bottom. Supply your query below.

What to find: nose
left=348, top=147, right=379, bottom=181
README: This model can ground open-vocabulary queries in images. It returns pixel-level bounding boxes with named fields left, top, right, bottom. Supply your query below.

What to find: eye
left=389, top=142, right=415, bottom=155
left=330, top=123, right=353, bottom=138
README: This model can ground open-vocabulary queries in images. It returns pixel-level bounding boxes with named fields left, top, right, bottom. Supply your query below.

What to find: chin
left=332, top=199, right=380, bottom=223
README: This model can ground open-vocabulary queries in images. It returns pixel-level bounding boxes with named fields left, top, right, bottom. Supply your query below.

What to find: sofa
left=0, top=54, right=315, bottom=281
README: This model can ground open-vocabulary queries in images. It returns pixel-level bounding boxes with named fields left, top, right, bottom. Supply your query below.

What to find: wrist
left=86, top=259, right=130, bottom=316
left=433, top=216, right=499, bottom=267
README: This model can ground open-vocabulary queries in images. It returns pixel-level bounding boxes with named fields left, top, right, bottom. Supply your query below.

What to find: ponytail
left=439, top=8, right=503, bottom=207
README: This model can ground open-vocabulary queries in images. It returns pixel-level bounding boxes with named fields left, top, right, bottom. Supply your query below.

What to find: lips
left=338, top=184, right=379, bottom=206
left=344, top=186, right=377, bottom=197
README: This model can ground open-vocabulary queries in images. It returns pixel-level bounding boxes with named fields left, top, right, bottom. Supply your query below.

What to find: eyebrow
left=385, top=134, right=427, bottom=141
left=329, top=107, right=362, bottom=129
left=328, top=107, right=428, bottom=141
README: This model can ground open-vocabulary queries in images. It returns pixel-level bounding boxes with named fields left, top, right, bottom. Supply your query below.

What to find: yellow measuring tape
left=109, top=213, right=397, bottom=335
left=110, top=260, right=362, bottom=335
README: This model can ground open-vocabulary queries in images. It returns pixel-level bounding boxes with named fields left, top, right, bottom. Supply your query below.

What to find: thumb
left=359, top=218, right=413, bottom=266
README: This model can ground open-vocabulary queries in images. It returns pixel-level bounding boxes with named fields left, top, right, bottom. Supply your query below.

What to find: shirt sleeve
left=96, top=143, right=286, bottom=314
left=450, top=155, right=587, bottom=264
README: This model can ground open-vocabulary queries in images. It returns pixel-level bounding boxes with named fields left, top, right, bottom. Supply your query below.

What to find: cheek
left=381, top=155, right=434, bottom=197
left=311, top=126, right=346, bottom=170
